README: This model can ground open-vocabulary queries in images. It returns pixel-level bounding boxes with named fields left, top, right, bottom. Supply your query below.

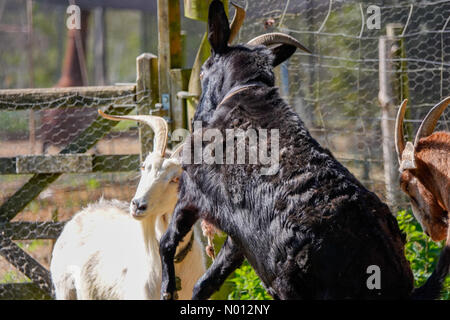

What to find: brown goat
left=395, top=97, right=450, bottom=242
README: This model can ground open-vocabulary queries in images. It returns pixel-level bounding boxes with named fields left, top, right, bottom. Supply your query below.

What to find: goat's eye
left=140, top=164, right=145, bottom=171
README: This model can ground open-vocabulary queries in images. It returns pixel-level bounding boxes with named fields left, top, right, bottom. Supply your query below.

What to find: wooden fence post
left=170, top=69, right=191, bottom=131
left=136, top=53, right=159, bottom=161
left=378, top=23, right=405, bottom=210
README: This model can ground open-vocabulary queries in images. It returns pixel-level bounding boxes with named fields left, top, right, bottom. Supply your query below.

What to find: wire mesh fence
left=233, top=0, right=450, bottom=207
left=0, top=86, right=150, bottom=297
left=0, top=0, right=449, bottom=298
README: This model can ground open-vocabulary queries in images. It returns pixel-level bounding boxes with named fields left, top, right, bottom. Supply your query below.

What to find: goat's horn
left=247, top=32, right=312, bottom=54
left=414, top=96, right=450, bottom=148
left=98, top=110, right=168, bottom=156
left=228, top=2, right=245, bottom=45
left=395, top=99, right=408, bottom=164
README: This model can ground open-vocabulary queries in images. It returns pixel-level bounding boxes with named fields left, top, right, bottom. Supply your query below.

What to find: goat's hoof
left=174, top=292, right=179, bottom=300
left=162, top=292, right=172, bottom=300
left=175, top=276, right=182, bottom=291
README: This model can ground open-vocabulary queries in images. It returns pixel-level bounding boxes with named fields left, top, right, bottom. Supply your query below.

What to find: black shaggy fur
left=159, top=0, right=448, bottom=300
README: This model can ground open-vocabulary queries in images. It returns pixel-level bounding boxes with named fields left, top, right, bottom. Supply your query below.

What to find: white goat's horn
left=228, top=2, right=246, bottom=45
left=170, top=142, right=185, bottom=159
left=395, top=99, right=408, bottom=164
left=98, top=110, right=168, bottom=156
left=414, top=96, right=450, bottom=148
left=247, top=32, right=312, bottom=54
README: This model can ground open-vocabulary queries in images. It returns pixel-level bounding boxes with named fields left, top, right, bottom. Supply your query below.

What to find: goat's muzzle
left=130, top=199, right=148, bottom=218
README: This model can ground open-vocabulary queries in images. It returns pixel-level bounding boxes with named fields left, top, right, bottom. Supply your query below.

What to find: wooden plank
left=0, top=234, right=54, bottom=297
left=0, top=105, right=134, bottom=223
left=187, top=33, right=210, bottom=130
left=378, top=24, right=404, bottom=209
left=92, top=154, right=140, bottom=172
left=0, top=85, right=135, bottom=111
left=170, top=68, right=191, bottom=130
left=158, top=0, right=171, bottom=97
left=35, top=0, right=157, bottom=12
left=136, top=54, right=159, bottom=161
left=16, top=154, right=92, bottom=174
left=0, top=283, right=52, bottom=300
left=1, top=221, right=66, bottom=240
left=169, top=0, right=182, bottom=69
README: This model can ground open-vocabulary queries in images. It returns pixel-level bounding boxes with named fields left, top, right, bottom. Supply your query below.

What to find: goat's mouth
left=130, top=210, right=147, bottom=219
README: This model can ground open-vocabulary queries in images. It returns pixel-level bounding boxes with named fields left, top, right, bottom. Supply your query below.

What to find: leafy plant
left=396, top=209, right=449, bottom=300
left=227, top=260, right=272, bottom=300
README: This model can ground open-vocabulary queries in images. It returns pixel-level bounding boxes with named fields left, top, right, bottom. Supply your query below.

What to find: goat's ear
left=208, top=0, right=230, bottom=54
left=271, top=44, right=297, bottom=67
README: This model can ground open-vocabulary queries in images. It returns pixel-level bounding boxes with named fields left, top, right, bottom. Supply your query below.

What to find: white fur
left=50, top=151, right=205, bottom=300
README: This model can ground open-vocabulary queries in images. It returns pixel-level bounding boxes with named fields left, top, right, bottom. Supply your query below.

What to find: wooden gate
left=0, top=0, right=193, bottom=299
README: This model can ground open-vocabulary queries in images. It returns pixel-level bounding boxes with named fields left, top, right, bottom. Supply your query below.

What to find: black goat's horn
left=228, top=2, right=245, bottom=45
left=247, top=32, right=311, bottom=54
left=414, top=96, right=450, bottom=148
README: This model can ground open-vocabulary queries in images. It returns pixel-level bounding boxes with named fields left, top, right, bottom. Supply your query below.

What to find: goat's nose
left=131, top=199, right=147, bottom=212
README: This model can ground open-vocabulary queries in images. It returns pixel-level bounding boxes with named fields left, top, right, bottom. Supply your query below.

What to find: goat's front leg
left=160, top=205, right=198, bottom=300
left=192, top=236, right=244, bottom=300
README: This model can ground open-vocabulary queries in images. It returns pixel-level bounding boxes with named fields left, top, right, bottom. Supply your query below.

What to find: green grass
left=397, top=209, right=450, bottom=299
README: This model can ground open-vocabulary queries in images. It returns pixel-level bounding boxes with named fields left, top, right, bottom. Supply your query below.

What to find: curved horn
left=247, top=32, right=311, bottom=54
left=98, top=110, right=168, bottom=156
left=414, top=96, right=450, bottom=148
left=395, top=99, right=408, bottom=164
left=228, top=2, right=245, bottom=45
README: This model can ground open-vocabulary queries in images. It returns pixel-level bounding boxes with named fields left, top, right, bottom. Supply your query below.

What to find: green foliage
left=227, top=260, right=272, bottom=300
left=226, top=209, right=449, bottom=300
left=86, top=178, right=101, bottom=190
left=396, top=209, right=449, bottom=300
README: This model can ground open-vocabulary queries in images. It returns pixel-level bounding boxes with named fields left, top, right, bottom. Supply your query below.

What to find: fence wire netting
left=0, top=0, right=449, bottom=298
left=234, top=0, right=450, bottom=206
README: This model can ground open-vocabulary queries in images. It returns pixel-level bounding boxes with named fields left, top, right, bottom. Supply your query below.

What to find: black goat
left=160, top=0, right=449, bottom=299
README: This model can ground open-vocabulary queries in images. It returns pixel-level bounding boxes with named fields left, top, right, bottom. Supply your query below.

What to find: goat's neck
left=140, top=215, right=161, bottom=256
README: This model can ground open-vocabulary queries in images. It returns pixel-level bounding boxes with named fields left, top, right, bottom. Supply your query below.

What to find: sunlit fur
left=400, top=131, right=450, bottom=241
left=50, top=151, right=205, bottom=300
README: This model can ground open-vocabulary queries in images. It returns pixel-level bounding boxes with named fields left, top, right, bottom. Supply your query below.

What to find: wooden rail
left=0, top=154, right=139, bottom=174
left=0, top=85, right=136, bottom=110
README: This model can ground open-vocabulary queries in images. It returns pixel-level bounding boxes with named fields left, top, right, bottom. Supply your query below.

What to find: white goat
left=50, top=111, right=205, bottom=300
